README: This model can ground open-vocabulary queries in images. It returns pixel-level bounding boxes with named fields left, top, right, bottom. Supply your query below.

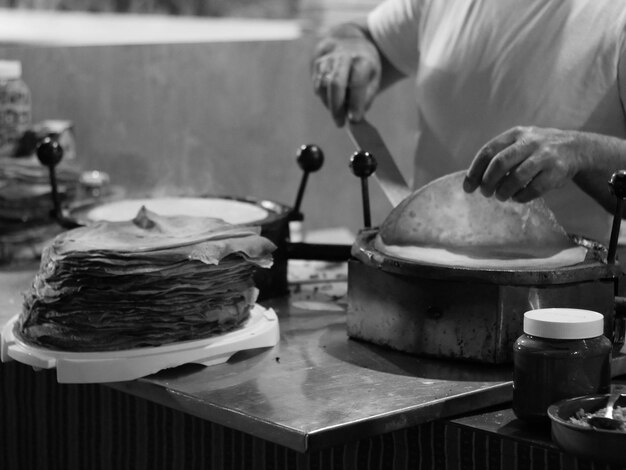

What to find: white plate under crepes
left=0, top=304, right=279, bottom=384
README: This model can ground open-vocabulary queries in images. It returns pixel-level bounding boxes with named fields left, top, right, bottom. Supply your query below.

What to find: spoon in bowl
left=588, top=393, right=624, bottom=430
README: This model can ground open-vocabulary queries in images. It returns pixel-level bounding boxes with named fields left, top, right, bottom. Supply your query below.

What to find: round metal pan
left=351, top=228, right=621, bottom=285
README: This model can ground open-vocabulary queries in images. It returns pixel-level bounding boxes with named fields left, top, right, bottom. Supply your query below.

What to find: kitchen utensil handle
left=350, top=151, right=377, bottom=228
left=37, top=136, right=82, bottom=229
left=608, top=170, right=626, bottom=264
left=290, top=144, right=324, bottom=222
left=286, top=242, right=351, bottom=261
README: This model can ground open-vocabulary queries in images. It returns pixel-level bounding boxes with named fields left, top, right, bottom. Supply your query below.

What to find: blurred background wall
left=0, top=0, right=417, bottom=236
left=0, top=0, right=381, bottom=20
left=0, top=0, right=298, bottom=18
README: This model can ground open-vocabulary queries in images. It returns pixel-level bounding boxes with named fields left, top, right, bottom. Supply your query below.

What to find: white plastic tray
left=1, top=304, right=279, bottom=384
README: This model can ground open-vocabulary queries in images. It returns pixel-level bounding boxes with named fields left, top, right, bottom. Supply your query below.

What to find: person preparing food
left=311, top=0, right=626, bottom=243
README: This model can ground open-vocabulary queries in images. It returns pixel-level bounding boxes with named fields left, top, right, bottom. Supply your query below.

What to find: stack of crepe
left=17, top=206, right=276, bottom=352
left=374, top=171, right=588, bottom=269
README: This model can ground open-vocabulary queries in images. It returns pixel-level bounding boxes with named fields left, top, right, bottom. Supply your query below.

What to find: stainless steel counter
left=0, top=259, right=512, bottom=453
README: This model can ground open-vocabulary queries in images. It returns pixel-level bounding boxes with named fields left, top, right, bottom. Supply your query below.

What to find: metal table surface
left=0, top=259, right=513, bottom=453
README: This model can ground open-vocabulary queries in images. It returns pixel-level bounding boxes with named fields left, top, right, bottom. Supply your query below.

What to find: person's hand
left=311, top=24, right=382, bottom=127
left=463, top=126, right=586, bottom=203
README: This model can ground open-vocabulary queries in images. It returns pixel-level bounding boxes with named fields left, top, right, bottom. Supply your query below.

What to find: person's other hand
left=311, top=25, right=382, bottom=127
left=463, top=126, right=585, bottom=202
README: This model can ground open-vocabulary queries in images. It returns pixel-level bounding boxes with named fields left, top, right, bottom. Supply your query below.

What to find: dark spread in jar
left=513, top=308, right=612, bottom=424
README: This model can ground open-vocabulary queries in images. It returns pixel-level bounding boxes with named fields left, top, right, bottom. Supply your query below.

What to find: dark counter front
left=0, top=360, right=499, bottom=470
left=0, top=260, right=623, bottom=469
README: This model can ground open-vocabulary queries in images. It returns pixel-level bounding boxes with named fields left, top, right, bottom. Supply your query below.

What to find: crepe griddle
left=347, top=152, right=626, bottom=364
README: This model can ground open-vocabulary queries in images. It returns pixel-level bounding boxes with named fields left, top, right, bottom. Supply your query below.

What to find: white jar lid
left=523, top=308, right=604, bottom=339
left=0, top=61, right=21, bottom=79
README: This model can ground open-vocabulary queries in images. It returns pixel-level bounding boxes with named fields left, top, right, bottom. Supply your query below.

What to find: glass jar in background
left=78, top=170, right=111, bottom=200
left=513, top=308, right=612, bottom=425
left=0, top=60, right=31, bottom=158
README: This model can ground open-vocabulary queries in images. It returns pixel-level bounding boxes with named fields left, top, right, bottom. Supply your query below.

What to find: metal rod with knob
left=290, top=144, right=324, bottom=222
left=285, top=143, right=351, bottom=261
left=349, top=150, right=377, bottom=228
left=607, top=170, right=626, bottom=264
left=36, top=136, right=82, bottom=229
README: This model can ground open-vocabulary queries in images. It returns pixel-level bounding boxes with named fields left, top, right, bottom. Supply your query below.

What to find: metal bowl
left=548, top=394, right=626, bottom=466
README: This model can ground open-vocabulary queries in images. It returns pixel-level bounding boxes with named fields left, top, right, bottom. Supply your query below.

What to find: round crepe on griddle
left=375, top=171, right=587, bottom=269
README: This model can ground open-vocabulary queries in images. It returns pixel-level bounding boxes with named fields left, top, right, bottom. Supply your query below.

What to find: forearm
left=573, top=132, right=626, bottom=216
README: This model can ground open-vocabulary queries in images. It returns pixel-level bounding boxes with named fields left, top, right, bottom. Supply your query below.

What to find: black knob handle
left=609, top=170, right=626, bottom=199
left=36, top=136, right=64, bottom=167
left=296, top=144, right=324, bottom=173
left=291, top=144, right=325, bottom=222
left=350, top=151, right=377, bottom=228
left=349, top=150, right=377, bottom=178
left=607, top=170, right=626, bottom=264
left=35, top=136, right=81, bottom=230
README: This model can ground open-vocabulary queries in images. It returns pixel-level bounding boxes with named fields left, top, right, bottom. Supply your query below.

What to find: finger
left=511, top=171, right=551, bottom=203
left=480, top=140, right=536, bottom=197
left=327, top=56, right=351, bottom=126
left=313, top=73, right=326, bottom=101
left=464, top=129, right=520, bottom=193
left=346, top=57, right=377, bottom=122
left=346, top=80, right=367, bottom=122
left=494, top=158, right=541, bottom=201
left=314, top=62, right=341, bottom=119
left=312, top=57, right=334, bottom=99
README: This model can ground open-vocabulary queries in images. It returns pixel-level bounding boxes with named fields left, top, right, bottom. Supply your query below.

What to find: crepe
left=375, top=171, right=587, bottom=269
left=17, top=207, right=277, bottom=351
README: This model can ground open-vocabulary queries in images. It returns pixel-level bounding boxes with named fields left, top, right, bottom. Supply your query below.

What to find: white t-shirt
left=368, top=0, right=626, bottom=243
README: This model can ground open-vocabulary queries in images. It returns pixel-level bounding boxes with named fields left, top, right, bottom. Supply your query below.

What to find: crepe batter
left=374, top=239, right=587, bottom=269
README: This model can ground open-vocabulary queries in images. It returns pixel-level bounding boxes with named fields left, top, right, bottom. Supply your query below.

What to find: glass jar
left=0, top=60, right=31, bottom=158
left=512, top=308, right=612, bottom=424
left=79, top=170, right=111, bottom=200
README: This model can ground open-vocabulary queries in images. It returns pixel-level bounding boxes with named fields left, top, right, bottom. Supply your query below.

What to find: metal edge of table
left=303, top=382, right=513, bottom=451
left=107, top=369, right=513, bottom=453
